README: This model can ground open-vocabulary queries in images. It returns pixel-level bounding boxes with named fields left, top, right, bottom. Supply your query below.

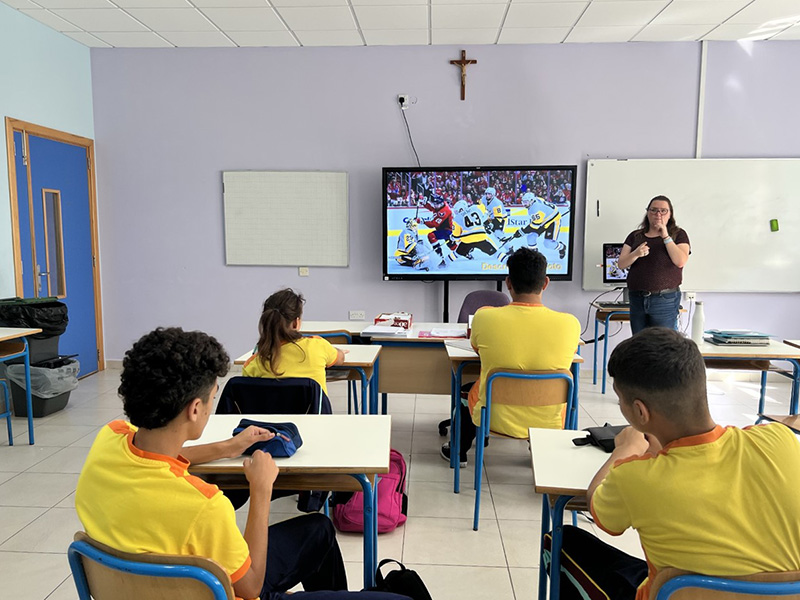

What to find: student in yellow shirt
left=243, top=289, right=345, bottom=394
left=552, top=328, right=800, bottom=600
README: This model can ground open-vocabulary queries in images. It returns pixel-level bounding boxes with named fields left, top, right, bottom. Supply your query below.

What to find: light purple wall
left=90, top=42, right=799, bottom=361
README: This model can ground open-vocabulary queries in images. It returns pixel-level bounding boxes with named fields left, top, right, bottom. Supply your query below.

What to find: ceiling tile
left=565, top=24, right=641, bottom=41
left=200, top=7, right=285, bottom=30
left=432, top=0, right=508, bottom=4
left=276, top=6, right=357, bottom=29
left=126, top=8, right=217, bottom=31
left=33, top=0, right=115, bottom=8
left=633, top=23, right=715, bottom=41
left=504, top=3, right=587, bottom=28
left=92, top=31, right=173, bottom=46
left=651, top=0, right=750, bottom=26
left=354, top=0, right=426, bottom=5
left=190, top=0, right=269, bottom=6
left=62, top=30, right=113, bottom=46
left=362, top=28, right=429, bottom=43
left=771, top=23, right=800, bottom=38
left=701, top=21, right=786, bottom=39
left=158, top=30, right=237, bottom=45
left=294, top=29, right=364, bottom=44
left=727, top=0, right=800, bottom=25
left=1, top=0, right=38, bottom=7
left=271, top=0, right=349, bottom=6
left=19, top=8, right=83, bottom=31
left=431, top=4, right=506, bottom=29
left=577, top=1, right=669, bottom=27
left=49, top=8, right=149, bottom=31
left=353, top=5, right=428, bottom=29
left=115, top=0, right=192, bottom=7
left=498, top=26, right=569, bottom=43
left=431, top=27, right=498, bottom=43
left=226, top=30, right=300, bottom=45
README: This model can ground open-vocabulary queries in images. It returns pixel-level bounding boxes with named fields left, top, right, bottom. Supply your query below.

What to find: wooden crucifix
left=450, top=50, right=477, bottom=101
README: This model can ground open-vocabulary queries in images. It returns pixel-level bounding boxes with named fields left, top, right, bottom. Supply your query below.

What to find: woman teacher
left=617, top=196, right=690, bottom=334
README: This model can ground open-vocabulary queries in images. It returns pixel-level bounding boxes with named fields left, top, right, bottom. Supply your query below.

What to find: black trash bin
left=6, top=358, right=80, bottom=418
left=0, top=298, right=72, bottom=417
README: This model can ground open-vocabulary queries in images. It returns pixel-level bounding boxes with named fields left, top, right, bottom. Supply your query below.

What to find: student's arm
left=233, top=450, right=279, bottom=600
left=182, top=426, right=275, bottom=465
left=616, top=243, right=646, bottom=270
left=331, top=348, right=346, bottom=366
left=587, top=427, right=650, bottom=503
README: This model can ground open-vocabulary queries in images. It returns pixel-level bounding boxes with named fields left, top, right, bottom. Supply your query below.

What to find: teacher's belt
left=629, top=287, right=680, bottom=297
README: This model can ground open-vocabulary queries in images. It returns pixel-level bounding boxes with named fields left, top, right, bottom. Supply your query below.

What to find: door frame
left=4, top=117, right=105, bottom=371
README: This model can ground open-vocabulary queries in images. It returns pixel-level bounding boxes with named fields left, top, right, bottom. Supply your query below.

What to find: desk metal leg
left=570, top=362, right=580, bottom=430
left=350, top=473, right=377, bottom=589
left=539, top=497, right=551, bottom=600
left=372, top=358, right=380, bottom=415
left=601, top=315, right=611, bottom=394
left=592, top=318, right=599, bottom=386
left=789, top=360, right=800, bottom=415
left=23, top=341, right=34, bottom=445
left=548, top=495, right=573, bottom=600
left=759, top=370, right=768, bottom=414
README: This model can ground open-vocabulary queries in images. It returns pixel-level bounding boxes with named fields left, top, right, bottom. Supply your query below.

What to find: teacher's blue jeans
left=628, top=290, right=681, bottom=335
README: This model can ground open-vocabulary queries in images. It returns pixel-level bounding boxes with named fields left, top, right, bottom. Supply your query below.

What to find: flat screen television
left=382, top=166, right=576, bottom=281
left=602, top=243, right=629, bottom=285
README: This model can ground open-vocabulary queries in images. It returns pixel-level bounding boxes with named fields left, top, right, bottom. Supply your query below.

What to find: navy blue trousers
left=628, top=290, right=681, bottom=335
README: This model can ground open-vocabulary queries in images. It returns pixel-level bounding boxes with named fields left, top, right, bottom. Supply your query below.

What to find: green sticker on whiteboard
left=770, top=219, right=779, bottom=232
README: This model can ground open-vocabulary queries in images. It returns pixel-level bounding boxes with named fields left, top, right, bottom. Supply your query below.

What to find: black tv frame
left=602, top=242, right=628, bottom=285
left=382, top=165, right=577, bottom=282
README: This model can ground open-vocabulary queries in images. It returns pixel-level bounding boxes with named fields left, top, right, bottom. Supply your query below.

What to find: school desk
left=529, top=428, right=610, bottom=600
left=234, top=344, right=381, bottom=415
left=186, top=413, right=391, bottom=589
left=0, top=326, right=43, bottom=445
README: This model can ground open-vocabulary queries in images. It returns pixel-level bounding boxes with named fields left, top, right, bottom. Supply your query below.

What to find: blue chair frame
left=0, top=379, right=12, bottom=445
left=656, top=574, right=800, bottom=599
left=473, top=370, right=574, bottom=531
left=68, top=539, right=231, bottom=600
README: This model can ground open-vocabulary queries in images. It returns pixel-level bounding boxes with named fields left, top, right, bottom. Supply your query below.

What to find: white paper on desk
left=361, top=325, right=409, bottom=336
left=445, top=339, right=476, bottom=352
left=430, top=328, right=466, bottom=338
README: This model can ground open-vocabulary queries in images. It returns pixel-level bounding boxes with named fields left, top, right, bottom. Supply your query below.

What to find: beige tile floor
left=0, top=366, right=791, bottom=599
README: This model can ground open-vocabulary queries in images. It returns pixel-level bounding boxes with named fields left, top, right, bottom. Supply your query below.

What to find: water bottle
left=691, top=301, right=705, bottom=344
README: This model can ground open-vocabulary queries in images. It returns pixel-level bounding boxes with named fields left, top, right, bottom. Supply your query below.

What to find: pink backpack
left=332, top=449, right=408, bottom=533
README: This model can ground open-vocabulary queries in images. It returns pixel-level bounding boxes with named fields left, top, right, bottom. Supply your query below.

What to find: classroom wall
left=0, top=4, right=95, bottom=298
left=89, top=41, right=800, bottom=361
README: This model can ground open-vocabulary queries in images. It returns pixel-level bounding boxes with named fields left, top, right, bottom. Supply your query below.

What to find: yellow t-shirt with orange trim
left=75, top=421, right=251, bottom=590
left=468, top=302, right=580, bottom=437
left=591, top=424, right=800, bottom=600
left=242, top=336, right=339, bottom=394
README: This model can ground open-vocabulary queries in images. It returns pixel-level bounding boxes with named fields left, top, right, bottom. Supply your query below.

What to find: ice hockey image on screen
left=384, top=168, right=574, bottom=279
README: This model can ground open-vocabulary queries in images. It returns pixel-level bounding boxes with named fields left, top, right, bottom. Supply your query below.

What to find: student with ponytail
left=243, top=288, right=344, bottom=393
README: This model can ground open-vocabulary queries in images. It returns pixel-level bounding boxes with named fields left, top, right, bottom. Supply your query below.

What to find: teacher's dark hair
left=634, top=195, right=681, bottom=241
left=119, top=327, right=229, bottom=429
left=608, top=327, right=707, bottom=421
left=506, top=247, right=547, bottom=294
left=256, top=288, right=305, bottom=375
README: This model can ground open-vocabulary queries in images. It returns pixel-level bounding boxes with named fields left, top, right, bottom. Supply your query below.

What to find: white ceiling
left=3, top=0, right=800, bottom=48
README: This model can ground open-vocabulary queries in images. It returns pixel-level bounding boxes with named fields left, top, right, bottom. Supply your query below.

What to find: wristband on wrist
left=663, top=236, right=673, bottom=244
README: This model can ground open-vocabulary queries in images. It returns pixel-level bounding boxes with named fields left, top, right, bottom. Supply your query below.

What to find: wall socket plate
left=398, top=94, right=410, bottom=109
left=349, top=310, right=366, bottom=320
left=685, top=291, right=696, bottom=300
left=298, top=267, right=309, bottom=276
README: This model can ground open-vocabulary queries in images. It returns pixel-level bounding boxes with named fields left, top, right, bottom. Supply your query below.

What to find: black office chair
left=215, top=376, right=332, bottom=511
left=439, top=290, right=510, bottom=437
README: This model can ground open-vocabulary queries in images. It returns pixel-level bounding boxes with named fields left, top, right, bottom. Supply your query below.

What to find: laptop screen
left=602, top=243, right=629, bottom=285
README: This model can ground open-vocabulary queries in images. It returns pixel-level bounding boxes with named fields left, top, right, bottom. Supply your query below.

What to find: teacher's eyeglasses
left=648, top=208, right=669, bottom=215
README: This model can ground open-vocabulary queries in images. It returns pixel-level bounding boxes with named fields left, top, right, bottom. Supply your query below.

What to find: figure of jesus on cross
left=450, top=50, right=477, bottom=101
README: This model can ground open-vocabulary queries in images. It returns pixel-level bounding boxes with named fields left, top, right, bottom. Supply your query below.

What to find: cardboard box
left=374, top=312, right=413, bottom=330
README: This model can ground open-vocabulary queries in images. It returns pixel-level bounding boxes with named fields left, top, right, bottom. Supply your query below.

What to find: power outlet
left=349, top=310, right=366, bottom=321
left=398, top=94, right=410, bottom=110
left=298, top=267, right=309, bottom=277
left=685, top=291, right=696, bottom=301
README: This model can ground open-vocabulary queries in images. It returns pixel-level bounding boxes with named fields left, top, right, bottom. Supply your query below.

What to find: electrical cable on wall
left=398, top=96, right=421, bottom=167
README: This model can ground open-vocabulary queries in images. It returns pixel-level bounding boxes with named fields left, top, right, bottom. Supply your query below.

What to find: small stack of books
left=705, top=329, right=771, bottom=346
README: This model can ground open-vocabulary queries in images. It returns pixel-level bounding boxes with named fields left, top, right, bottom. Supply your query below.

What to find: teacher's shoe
left=440, top=443, right=467, bottom=468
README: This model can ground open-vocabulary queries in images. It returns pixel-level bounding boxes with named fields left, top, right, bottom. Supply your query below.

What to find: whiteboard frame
left=223, top=170, right=349, bottom=267
left=583, top=159, right=800, bottom=293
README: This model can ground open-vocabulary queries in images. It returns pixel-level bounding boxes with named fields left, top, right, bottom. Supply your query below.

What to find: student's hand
left=613, top=427, right=650, bottom=457
left=633, top=242, right=649, bottom=258
left=243, top=450, right=279, bottom=494
left=228, top=426, right=275, bottom=458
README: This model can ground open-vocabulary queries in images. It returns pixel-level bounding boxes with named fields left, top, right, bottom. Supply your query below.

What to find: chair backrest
left=216, top=376, right=331, bottom=415
left=457, top=290, right=510, bottom=323
left=484, top=369, right=574, bottom=433
left=304, top=330, right=353, bottom=345
left=651, top=567, right=800, bottom=600
left=68, top=531, right=235, bottom=600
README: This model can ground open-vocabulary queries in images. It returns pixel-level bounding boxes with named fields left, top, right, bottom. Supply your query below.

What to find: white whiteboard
left=223, top=171, right=348, bottom=266
left=583, top=159, right=800, bottom=292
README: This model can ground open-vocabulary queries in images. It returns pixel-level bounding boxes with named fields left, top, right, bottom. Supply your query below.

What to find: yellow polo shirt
left=75, top=421, right=251, bottom=586
left=242, top=336, right=339, bottom=393
left=468, top=302, right=580, bottom=437
left=591, top=424, right=800, bottom=600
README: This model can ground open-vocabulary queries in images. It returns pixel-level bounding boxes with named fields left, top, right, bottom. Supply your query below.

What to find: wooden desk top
left=697, top=339, right=800, bottom=360
left=529, top=428, right=609, bottom=496
left=0, top=327, right=42, bottom=343
left=234, top=344, right=381, bottom=367
left=445, top=344, right=584, bottom=365
left=186, top=414, right=391, bottom=474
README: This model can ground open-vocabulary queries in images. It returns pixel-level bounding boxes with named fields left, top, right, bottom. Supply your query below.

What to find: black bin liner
left=0, top=298, right=68, bottom=339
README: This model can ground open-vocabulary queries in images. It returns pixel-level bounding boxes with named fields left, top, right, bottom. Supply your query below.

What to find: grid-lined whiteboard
left=223, top=171, right=348, bottom=266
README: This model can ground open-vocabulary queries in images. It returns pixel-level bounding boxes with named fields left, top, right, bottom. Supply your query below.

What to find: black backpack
left=370, top=559, right=433, bottom=600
